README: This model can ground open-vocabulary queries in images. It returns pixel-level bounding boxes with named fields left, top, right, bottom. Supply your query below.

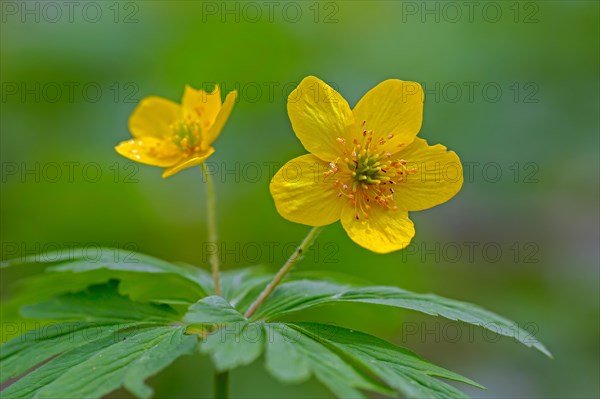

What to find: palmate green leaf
left=290, top=323, right=484, bottom=399
left=219, top=267, right=273, bottom=309
left=198, top=322, right=391, bottom=398
left=183, top=296, right=388, bottom=398
left=1, top=283, right=196, bottom=398
left=243, top=279, right=346, bottom=317
left=1, top=325, right=196, bottom=399
left=1, top=249, right=214, bottom=308
left=182, top=296, right=264, bottom=372
left=48, top=254, right=212, bottom=289
left=193, top=318, right=478, bottom=398
left=0, top=322, right=127, bottom=384
left=1, top=252, right=550, bottom=358
left=47, top=255, right=214, bottom=301
left=0, top=247, right=106, bottom=268
left=183, top=295, right=247, bottom=325
left=0, top=247, right=190, bottom=280
left=0, top=249, right=232, bottom=303
left=1, top=255, right=550, bottom=398
left=336, top=286, right=551, bottom=356
left=200, top=321, right=265, bottom=372
left=246, top=280, right=551, bottom=357
left=265, top=323, right=392, bottom=399
left=20, top=281, right=180, bottom=323
left=264, top=323, right=311, bottom=383
left=182, top=297, right=478, bottom=398
left=0, top=247, right=195, bottom=276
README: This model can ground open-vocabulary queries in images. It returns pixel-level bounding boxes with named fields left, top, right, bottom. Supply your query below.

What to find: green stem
left=201, top=163, right=221, bottom=296
left=214, top=370, right=229, bottom=399
left=244, top=226, right=323, bottom=318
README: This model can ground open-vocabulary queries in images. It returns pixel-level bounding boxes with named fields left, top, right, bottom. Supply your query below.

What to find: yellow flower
left=115, top=85, right=237, bottom=178
left=270, top=76, right=463, bottom=254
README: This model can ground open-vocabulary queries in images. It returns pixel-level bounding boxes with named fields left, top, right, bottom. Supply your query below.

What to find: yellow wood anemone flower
left=115, top=85, right=237, bottom=178
left=270, top=76, right=463, bottom=254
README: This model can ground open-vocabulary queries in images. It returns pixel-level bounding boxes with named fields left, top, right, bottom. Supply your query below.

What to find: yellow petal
left=115, top=137, right=181, bottom=167
left=128, top=97, right=181, bottom=138
left=352, top=80, right=424, bottom=154
left=287, top=76, right=355, bottom=162
left=182, top=84, right=221, bottom=127
left=270, top=154, right=344, bottom=226
left=394, top=138, right=463, bottom=211
left=161, top=148, right=216, bottom=178
left=203, top=90, right=237, bottom=148
left=341, top=206, right=415, bottom=254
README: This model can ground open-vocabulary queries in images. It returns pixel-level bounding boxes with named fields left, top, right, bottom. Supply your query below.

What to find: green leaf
left=199, top=320, right=391, bottom=398
left=264, top=323, right=391, bottom=399
left=6, top=270, right=204, bottom=318
left=264, top=324, right=311, bottom=383
left=183, top=296, right=247, bottom=325
left=220, top=267, right=273, bottom=310
left=20, top=281, right=180, bottom=323
left=47, top=254, right=213, bottom=296
left=1, top=325, right=196, bottom=399
left=291, top=323, right=484, bottom=399
left=336, top=286, right=551, bottom=357
left=1, top=282, right=197, bottom=398
left=184, top=295, right=264, bottom=372
left=199, top=322, right=264, bottom=372
left=245, top=279, right=347, bottom=318
left=0, top=247, right=187, bottom=275
left=249, top=280, right=551, bottom=357
left=2, top=249, right=214, bottom=306
left=1, top=258, right=551, bottom=399
left=0, top=247, right=105, bottom=268
left=0, top=322, right=127, bottom=384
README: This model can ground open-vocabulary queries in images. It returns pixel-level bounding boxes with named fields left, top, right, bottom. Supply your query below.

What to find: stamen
left=332, top=119, right=417, bottom=219
left=170, top=118, right=204, bottom=153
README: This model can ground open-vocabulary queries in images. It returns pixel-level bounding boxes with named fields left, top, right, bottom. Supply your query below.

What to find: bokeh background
left=1, top=1, right=598, bottom=398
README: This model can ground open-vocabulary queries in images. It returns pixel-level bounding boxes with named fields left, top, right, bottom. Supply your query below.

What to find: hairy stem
left=214, top=370, right=229, bottom=399
left=201, top=163, right=221, bottom=296
left=244, top=226, right=323, bottom=318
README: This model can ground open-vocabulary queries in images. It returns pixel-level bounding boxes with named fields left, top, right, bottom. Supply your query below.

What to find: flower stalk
left=214, top=370, right=229, bottom=399
left=244, top=226, right=323, bottom=318
left=202, top=163, right=221, bottom=296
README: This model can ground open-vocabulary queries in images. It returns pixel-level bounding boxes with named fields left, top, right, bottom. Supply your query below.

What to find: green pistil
left=352, top=152, right=387, bottom=186
left=172, top=120, right=202, bottom=149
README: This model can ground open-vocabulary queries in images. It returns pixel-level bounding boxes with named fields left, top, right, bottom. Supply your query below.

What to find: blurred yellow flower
left=115, top=85, right=236, bottom=178
left=270, top=76, right=463, bottom=254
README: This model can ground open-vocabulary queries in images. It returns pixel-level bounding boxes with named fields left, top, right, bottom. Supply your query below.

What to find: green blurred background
left=1, top=1, right=598, bottom=398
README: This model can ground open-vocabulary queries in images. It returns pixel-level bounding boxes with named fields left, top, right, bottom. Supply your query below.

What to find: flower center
left=325, top=120, right=417, bottom=220
left=170, top=116, right=204, bottom=154
left=351, top=151, right=388, bottom=188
